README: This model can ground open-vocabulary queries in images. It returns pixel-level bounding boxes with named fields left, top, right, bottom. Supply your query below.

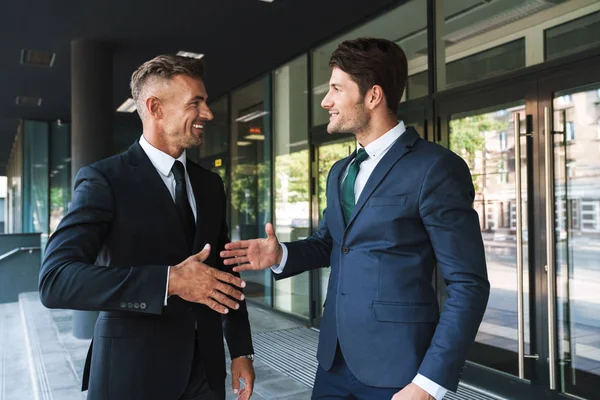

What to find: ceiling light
left=15, top=96, right=42, bottom=107
left=237, top=141, right=252, bottom=146
left=21, top=49, right=56, bottom=67
left=259, top=0, right=275, bottom=2
left=235, top=110, right=269, bottom=122
left=117, top=98, right=137, bottom=113
left=244, top=134, right=265, bottom=141
left=177, top=51, right=204, bottom=59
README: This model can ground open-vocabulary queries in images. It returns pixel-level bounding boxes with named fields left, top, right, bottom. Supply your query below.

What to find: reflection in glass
left=200, top=97, right=229, bottom=187
left=230, top=78, right=272, bottom=306
left=442, top=0, right=594, bottom=90
left=450, top=102, right=529, bottom=376
left=49, top=121, right=71, bottom=236
left=545, top=11, right=600, bottom=61
left=316, top=140, right=354, bottom=320
left=554, top=84, right=600, bottom=399
left=272, top=56, right=311, bottom=318
left=23, top=120, right=49, bottom=235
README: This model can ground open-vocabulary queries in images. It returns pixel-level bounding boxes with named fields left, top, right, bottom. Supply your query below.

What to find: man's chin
left=183, top=137, right=203, bottom=149
left=327, top=123, right=340, bottom=134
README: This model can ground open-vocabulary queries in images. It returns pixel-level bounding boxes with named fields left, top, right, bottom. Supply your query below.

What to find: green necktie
left=341, top=148, right=369, bottom=225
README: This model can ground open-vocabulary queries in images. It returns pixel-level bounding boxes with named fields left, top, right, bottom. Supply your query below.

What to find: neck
left=355, top=114, right=398, bottom=147
left=143, top=124, right=184, bottom=159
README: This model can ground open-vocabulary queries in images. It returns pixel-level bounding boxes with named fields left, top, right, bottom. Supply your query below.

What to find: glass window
left=446, top=39, right=525, bottom=89
left=230, top=77, right=272, bottom=306
left=440, top=0, right=597, bottom=91
left=49, top=121, right=71, bottom=236
left=545, top=11, right=600, bottom=61
left=566, top=121, right=575, bottom=141
left=499, top=131, right=507, bottom=150
left=200, top=97, right=229, bottom=186
left=312, top=0, right=428, bottom=126
left=272, top=55, right=310, bottom=319
left=23, top=120, right=49, bottom=235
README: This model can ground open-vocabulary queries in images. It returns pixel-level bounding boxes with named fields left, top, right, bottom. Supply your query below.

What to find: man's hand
left=168, top=244, right=246, bottom=314
left=231, top=357, right=255, bottom=400
left=220, top=223, right=283, bottom=273
left=391, top=383, right=434, bottom=400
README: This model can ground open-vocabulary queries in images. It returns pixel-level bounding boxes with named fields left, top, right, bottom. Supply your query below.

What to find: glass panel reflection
left=554, top=84, right=600, bottom=399
left=450, top=102, right=529, bottom=376
left=316, top=140, right=354, bottom=320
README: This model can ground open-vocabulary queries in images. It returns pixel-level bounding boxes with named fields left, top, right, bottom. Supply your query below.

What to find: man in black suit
left=39, top=55, right=255, bottom=400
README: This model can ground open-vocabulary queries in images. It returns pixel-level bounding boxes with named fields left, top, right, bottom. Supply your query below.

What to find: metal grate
left=253, top=327, right=507, bottom=400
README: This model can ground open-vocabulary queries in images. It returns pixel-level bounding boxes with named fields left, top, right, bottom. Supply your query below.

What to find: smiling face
left=158, top=74, right=213, bottom=150
left=320, top=67, right=371, bottom=136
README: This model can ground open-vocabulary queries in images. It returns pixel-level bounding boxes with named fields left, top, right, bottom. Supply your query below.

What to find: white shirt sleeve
left=270, top=243, right=288, bottom=274
left=412, top=374, right=447, bottom=400
left=164, top=266, right=170, bottom=306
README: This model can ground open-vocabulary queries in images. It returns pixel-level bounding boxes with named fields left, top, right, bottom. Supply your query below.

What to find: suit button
left=342, top=246, right=349, bottom=254
left=120, top=302, right=127, bottom=308
left=140, top=302, right=147, bottom=310
left=134, top=302, right=140, bottom=309
left=127, top=302, right=133, bottom=309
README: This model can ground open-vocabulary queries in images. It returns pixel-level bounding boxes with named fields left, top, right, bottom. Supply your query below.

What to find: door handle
left=544, top=106, right=558, bottom=390
left=515, top=113, right=539, bottom=379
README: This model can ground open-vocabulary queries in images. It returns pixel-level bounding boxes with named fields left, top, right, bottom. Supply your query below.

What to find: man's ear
left=365, top=85, right=385, bottom=111
left=146, top=96, right=162, bottom=119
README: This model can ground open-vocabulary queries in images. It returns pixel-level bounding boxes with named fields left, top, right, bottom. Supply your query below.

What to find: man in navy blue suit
left=221, top=38, right=489, bottom=400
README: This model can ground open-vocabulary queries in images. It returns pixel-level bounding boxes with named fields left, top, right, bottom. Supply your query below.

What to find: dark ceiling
left=0, top=0, right=402, bottom=174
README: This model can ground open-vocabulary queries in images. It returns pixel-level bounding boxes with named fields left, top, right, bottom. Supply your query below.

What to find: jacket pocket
left=96, top=317, right=154, bottom=338
left=368, top=195, right=407, bottom=207
left=372, top=301, right=439, bottom=323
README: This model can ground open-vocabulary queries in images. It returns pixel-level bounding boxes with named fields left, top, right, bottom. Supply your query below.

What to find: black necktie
left=172, top=160, right=196, bottom=244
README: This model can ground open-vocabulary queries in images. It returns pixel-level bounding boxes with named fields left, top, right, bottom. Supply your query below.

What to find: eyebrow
left=330, top=83, right=342, bottom=88
left=188, top=95, right=206, bottom=102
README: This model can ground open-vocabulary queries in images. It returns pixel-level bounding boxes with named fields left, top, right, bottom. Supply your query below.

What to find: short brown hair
left=329, top=38, right=408, bottom=114
left=130, top=54, right=205, bottom=117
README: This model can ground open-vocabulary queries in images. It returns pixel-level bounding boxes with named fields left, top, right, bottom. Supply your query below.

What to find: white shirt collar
left=138, top=134, right=187, bottom=177
left=357, top=120, right=406, bottom=160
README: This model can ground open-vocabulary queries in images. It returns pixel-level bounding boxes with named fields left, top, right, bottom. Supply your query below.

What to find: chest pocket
left=368, top=195, right=407, bottom=207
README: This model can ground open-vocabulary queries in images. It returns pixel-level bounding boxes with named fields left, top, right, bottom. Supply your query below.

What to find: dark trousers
left=178, top=331, right=225, bottom=400
left=312, top=345, right=402, bottom=400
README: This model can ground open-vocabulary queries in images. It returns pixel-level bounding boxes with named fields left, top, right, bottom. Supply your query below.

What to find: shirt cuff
left=164, top=266, right=170, bottom=306
left=412, top=374, right=447, bottom=400
left=270, top=243, right=288, bottom=274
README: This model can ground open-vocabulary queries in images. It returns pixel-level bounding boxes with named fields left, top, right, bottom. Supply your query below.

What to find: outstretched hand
left=220, top=223, right=283, bottom=272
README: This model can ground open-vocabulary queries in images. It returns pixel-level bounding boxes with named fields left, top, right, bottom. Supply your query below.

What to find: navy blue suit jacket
left=39, top=141, right=253, bottom=400
left=278, top=127, right=489, bottom=391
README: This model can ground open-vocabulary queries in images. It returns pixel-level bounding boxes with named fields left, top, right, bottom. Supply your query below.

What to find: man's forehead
left=170, top=74, right=208, bottom=96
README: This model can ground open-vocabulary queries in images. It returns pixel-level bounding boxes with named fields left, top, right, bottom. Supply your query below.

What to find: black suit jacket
left=39, top=141, right=253, bottom=400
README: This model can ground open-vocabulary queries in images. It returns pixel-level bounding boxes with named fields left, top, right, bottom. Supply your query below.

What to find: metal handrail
left=0, top=247, right=41, bottom=263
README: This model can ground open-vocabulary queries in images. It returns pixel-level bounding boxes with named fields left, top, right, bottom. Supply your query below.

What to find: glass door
left=437, top=82, right=541, bottom=394
left=312, top=138, right=355, bottom=326
left=540, top=67, right=600, bottom=400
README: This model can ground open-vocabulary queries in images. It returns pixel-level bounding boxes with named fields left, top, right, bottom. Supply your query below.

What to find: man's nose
left=201, top=104, right=214, bottom=121
left=321, top=92, right=332, bottom=109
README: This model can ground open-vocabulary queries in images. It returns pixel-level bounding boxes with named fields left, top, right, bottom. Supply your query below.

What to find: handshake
left=168, top=223, right=282, bottom=313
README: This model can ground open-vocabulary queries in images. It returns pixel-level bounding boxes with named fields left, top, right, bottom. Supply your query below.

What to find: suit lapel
left=345, top=127, right=420, bottom=229
left=127, top=141, right=189, bottom=246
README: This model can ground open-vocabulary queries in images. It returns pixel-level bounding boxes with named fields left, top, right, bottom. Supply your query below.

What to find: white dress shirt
left=272, top=121, right=447, bottom=399
left=139, top=134, right=197, bottom=306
